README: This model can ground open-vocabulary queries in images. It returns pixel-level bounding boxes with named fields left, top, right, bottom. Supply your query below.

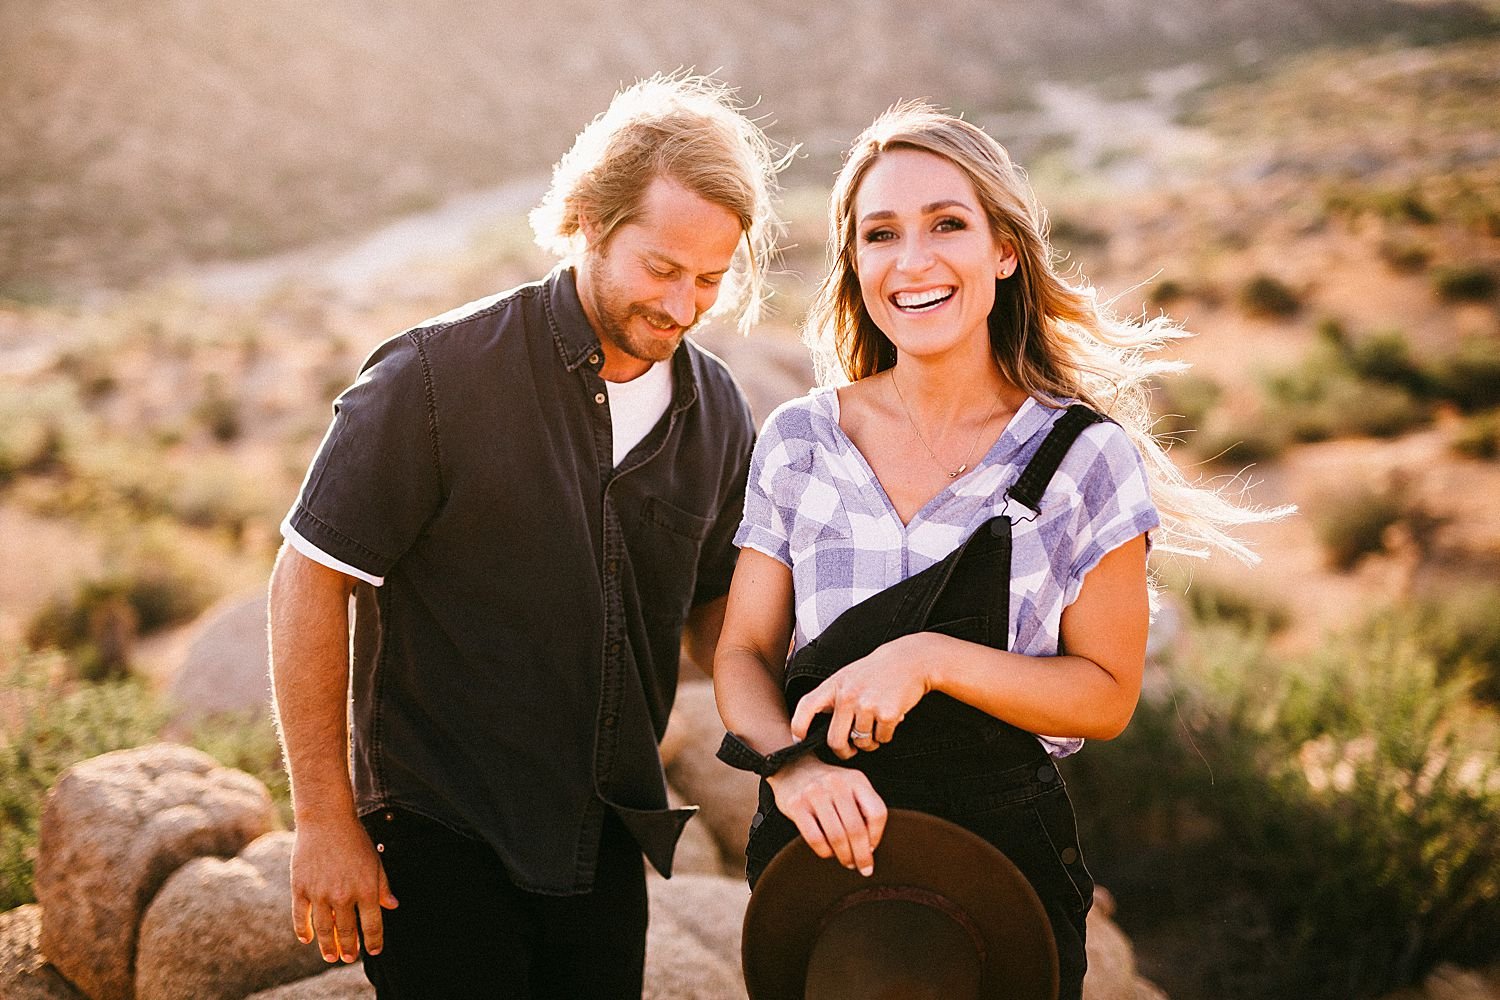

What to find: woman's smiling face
left=853, top=148, right=1016, bottom=364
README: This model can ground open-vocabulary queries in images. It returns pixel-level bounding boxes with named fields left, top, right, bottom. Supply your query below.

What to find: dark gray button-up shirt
left=286, top=266, right=754, bottom=894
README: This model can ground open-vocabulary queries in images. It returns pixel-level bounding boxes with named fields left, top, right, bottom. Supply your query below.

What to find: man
left=268, top=74, right=783, bottom=998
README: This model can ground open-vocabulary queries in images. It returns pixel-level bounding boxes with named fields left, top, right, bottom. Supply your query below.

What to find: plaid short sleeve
left=733, top=398, right=813, bottom=567
left=1058, top=421, right=1160, bottom=607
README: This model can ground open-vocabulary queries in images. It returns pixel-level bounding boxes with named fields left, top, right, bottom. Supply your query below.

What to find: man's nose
left=664, top=279, right=697, bottom=327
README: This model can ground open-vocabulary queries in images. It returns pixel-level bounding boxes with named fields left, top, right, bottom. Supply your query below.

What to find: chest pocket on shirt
left=634, top=495, right=712, bottom=627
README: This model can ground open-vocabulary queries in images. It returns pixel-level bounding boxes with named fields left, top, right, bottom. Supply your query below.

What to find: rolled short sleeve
left=732, top=404, right=807, bottom=568
left=1061, top=422, right=1160, bottom=606
left=284, top=333, right=445, bottom=581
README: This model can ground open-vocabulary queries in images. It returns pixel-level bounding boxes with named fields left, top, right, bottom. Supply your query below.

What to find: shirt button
left=594, top=392, right=606, bottom=404
left=383, top=811, right=395, bottom=822
left=376, top=843, right=385, bottom=853
left=1036, top=765, right=1056, bottom=782
left=588, top=353, right=600, bottom=365
left=609, top=641, right=622, bottom=656
left=1060, top=847, right=1078, bottom=865
left=606, top=559, right=618, bottom=576
left=602, top=715, right=617, bottom=729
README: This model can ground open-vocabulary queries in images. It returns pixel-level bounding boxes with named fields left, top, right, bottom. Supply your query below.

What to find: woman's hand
left=767, top=755, right=888, bottom=876
left=790, top=633, right=933, bottom=758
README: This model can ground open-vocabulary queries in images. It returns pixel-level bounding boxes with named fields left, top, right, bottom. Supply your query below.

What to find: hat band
left=817, top=885, right=987, bottom=965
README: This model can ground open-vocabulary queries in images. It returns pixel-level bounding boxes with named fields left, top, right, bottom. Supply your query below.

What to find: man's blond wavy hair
left=530, top=72, right=788, bottom=333
left=806, top=102, right=1289, bottom=562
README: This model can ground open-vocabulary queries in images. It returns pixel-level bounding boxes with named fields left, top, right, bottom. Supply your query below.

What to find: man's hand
left=290, top=814, right=398, bottom=964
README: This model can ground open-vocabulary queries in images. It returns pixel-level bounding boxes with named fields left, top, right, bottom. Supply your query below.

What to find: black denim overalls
left=718, top=404, right=1109, bottom=1000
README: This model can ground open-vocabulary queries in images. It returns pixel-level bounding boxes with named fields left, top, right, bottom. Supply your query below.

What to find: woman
left=713, top=103, right=1277, bottom=999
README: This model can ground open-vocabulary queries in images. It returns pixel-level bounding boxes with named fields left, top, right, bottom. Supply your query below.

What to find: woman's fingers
left=789, top=681, right=835, bottom=740
left=832, top=794, right=875, bottom=875
left=773, top=762, right=887, bottom=876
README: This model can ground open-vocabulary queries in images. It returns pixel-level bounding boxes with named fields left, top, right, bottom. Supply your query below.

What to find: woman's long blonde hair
left=805, top=102, right=1287, bottom=562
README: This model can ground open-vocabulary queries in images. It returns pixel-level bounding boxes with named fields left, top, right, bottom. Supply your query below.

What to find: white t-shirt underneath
left=606, top=361, right=673, bottom=467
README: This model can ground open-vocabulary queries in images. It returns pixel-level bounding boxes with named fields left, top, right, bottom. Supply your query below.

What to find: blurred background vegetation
left=3, top=2, right=1500, bottom=996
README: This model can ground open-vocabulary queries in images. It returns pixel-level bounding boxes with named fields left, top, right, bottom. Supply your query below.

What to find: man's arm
left=268, top=544, right=397, bottom=964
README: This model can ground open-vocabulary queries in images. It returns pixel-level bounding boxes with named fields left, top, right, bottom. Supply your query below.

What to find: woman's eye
left=861, top=228, right=895, bottom=244
left=935, top=217, right=967, bottom=232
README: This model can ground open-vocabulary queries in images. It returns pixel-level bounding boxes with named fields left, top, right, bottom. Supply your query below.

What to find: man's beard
left=583, top=258, right=697, bottom=366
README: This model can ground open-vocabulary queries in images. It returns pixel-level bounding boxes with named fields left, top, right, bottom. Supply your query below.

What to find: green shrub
left=194, top=376, right=242, bottom=444
left=0, top=652, right=167, bottom=909
left=1147, top=278, right=1187, bottom=308
left=1433, top=264, right=1498, bottom=302
left=1073, top=618, right=1500, bottom=997
left=25, top=542, right=219, bottom=680
left=1312, top=483, right=1407, bottom=571
left=1372, top=587, right=1500, bottom=705
left=1426, top=336, right=1500, bottom=412
left=1378, top=239, right=1431, bottom=273
left=1263, top=362, right=1428, bottom=443
left=1340, top=329, right=1428, bottom=395
left=1150, top=373, right=1222, bottom=440
left=1177, top=575, right=1291, bottom=634
left=1452, top=412, right=1499, bottom=459
left=1239, top=274, right=1301, bottom=318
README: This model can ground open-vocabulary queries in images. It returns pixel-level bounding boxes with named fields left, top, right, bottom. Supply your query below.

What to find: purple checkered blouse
left=733, top=387, right=1161, bottom=757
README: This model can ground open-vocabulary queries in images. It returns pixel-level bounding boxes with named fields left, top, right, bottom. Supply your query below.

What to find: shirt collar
left=543, top=263, right=701, bottom=412
left=543, top=265, right=604, bottom=373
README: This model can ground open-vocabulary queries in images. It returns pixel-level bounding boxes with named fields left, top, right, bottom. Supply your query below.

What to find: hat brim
left=742, top=808, right=1058, bottom=1000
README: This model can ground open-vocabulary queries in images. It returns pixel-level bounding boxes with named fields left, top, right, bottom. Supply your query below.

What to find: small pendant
left=950, top=465, right=966, bottom=478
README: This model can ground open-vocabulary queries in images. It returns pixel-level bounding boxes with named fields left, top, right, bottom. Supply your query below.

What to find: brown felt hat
left=742, top=809, right=1058, bottom=1000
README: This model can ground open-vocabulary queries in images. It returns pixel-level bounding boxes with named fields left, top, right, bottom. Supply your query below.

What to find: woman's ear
left=996, top=244, right=1019, bottom=280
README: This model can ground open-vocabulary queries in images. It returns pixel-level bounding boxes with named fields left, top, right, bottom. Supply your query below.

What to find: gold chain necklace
left=889, top=368, right=1004, bottom=479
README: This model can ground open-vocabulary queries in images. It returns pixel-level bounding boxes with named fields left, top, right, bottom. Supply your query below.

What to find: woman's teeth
left=893, top=288, right=953, bottom=312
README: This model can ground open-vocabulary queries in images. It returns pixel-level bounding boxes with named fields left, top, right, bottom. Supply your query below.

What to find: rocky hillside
left=2, top=0, right=1493, bottom=294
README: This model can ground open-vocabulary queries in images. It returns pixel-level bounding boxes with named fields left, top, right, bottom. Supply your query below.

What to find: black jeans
left=360, top=808, right=648, bottom=1000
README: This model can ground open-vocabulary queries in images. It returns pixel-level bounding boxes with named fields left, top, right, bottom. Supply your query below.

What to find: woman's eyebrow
left=858, top=199, right=973, bottom=225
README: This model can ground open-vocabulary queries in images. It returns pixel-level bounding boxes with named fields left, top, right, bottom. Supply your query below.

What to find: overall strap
left=1004, top=404, right=1107, bottom=515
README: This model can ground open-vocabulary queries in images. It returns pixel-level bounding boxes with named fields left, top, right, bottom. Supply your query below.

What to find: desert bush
left=1378, top=238, right=1431, bottom=273
left=1147, top=277, right=1187, bottom=307
left=1451, top=412, right=1499, bottom=459
left=1426, top=336, right=1500, bottom=412
left=1073, top=618, right=1500, bottom=997
left=1175, top=573, right=1291, bottom=634
left=1262, top=361, right=1427, bottom=443
left=1312, top=482, right=1409, bottom=571
left=1432, top=264, right=1498, bottom=302
left=1373, top=587, right=1500, bottom=706
left=194, top=374, right=242, bottom=443
left=52, top=350, right=119, bottom=402
left=1239, top=274, right=1301, bottom=318
left=1338, top=328, right=1427, bottom=395
left=0, top=651, right=167, bottom=909
left=1149, top=372, right=1222, bottom=441
left=25, top=539, right=219, bottom=680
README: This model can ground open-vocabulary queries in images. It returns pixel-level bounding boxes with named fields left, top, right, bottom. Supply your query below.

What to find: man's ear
left=578, top=211, right=601, bottom=249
